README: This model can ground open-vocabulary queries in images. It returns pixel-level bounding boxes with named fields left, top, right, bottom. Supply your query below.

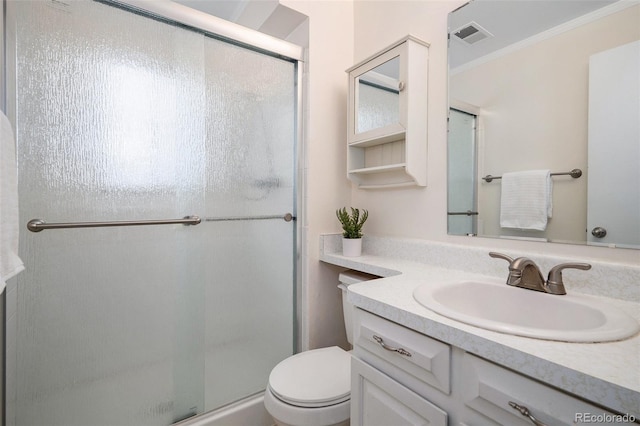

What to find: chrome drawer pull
left=372, top=335, right=412, bottom=357
left=509, top=402, right=548, bottom=426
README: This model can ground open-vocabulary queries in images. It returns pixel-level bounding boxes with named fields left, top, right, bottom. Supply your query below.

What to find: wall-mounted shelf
left=346, top=35, right=429, bottom=189
left=349, top=128, right=406, bottom=148
left=349, top=163, right=407, bottom=175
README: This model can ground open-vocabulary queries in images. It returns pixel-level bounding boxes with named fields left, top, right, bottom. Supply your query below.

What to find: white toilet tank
left=338, top=270, right=379, bottom=345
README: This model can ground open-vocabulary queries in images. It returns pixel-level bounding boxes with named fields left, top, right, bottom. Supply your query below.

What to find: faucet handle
left=489, top=252, right=520, bottom=286
left=489, top=252, right=514, bottom=264
left=546, top=263, right=592, bottom=295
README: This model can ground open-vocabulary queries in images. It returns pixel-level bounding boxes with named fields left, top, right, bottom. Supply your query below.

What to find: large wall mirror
left=447, top=0, right=640, bottom=249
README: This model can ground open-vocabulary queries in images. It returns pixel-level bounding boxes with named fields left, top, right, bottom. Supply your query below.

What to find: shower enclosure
left=447, top=108, right=478, bottom=236
left=4, top=1, right=302, bottom=425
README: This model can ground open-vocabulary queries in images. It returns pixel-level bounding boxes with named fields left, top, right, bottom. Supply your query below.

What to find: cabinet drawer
left=354, top=309, right=451, bottom=394
left=460, top=352, right=621, bottom=426
left=351, top=357, right=447, bottom=426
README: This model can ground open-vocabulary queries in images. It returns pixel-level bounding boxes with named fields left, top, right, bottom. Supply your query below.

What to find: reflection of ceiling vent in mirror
left=453, top=21, right=493, bottom=45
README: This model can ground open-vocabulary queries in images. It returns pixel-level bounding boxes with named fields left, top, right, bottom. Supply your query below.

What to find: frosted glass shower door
left=7, top=0, right=298, bottom=426
left=12, top=2, right=208, bottom=425
left=200, top=38, right=296, bottom=410
left=9, top=1, right=297, bottom=425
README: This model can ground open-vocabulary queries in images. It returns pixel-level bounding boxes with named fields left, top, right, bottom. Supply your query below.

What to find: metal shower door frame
left=0, top=1, right=307, bottom=424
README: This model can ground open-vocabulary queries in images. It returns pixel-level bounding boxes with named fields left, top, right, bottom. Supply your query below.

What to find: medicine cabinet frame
left=346, top=35, right=429, bottom=189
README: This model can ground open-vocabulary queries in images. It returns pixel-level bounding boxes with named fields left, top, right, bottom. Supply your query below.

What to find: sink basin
left=413, top=280, right=640, bottom=342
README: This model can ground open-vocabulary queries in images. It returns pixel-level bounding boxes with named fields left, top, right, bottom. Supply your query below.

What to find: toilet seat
left=268, top=346, right=351, bottom=408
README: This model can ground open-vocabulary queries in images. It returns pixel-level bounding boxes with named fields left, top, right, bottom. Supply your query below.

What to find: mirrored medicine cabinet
left=346, top=35, right=429, bottom=189
left=447, top=0, right=640, bottom=249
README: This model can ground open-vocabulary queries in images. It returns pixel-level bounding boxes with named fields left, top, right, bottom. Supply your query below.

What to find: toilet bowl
left=264, top=346, right=351, bottom=426
left=264, top=271, right=376, bottom=426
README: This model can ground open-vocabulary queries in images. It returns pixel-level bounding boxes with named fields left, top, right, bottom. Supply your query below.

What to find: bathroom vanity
left=351, top=309, right=625, bottom=425
left=320, top=235, right=640, bottom=425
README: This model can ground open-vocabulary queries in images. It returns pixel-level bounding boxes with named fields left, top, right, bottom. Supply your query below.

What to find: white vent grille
left=453, top=21, right=493, bottom=45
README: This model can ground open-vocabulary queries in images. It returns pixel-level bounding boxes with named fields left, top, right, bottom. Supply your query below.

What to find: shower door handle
left=27, top=216, right=201, bottom=232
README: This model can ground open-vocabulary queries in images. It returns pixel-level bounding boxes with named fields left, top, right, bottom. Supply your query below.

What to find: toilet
left=264, top=270, right=376, bottom=426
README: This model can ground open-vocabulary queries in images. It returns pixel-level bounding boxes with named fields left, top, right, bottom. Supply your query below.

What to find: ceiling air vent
left=452, top=21, right=493, bottom=45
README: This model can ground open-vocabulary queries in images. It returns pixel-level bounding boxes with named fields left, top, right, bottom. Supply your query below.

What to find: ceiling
left=174, top=0, right=307, bottom=42
left=171, top=0, right=626, bottom=64
left=449, top=0, right=620, bottom=68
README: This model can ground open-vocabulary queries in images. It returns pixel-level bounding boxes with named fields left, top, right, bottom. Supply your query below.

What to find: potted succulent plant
left=336, top=207, right=368, bottom=257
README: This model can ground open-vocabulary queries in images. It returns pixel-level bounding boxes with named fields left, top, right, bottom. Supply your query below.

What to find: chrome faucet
left=489, top=252, right=591, bottom=295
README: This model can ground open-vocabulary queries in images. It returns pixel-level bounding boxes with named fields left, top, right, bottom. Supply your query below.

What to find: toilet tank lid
left=268, top=346, right=351, bottom=407
left=338, top=270, right=379, bottom=285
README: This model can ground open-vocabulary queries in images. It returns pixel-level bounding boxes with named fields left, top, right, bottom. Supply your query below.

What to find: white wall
left=350, top=0, right=462, bottom=242
left=280, top=0, right=354, bottom=350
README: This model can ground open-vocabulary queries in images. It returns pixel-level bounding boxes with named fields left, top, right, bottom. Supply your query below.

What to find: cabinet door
left=459, top=352, right=620, bottom=426
left=351, top=358, right=447, bottom=426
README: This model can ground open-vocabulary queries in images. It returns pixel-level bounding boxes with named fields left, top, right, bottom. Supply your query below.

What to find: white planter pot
left=342, top=238, right=362, bottom=257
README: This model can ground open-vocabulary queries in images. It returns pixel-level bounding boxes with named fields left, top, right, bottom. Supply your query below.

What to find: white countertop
left=319, top=236, right=640, bottom=417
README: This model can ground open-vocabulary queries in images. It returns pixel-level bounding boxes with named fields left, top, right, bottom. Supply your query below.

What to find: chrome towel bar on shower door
left=204, top=213, right=295, bottom=222
left=26, top=215, right=202, bottom=233
left=26, top=213, right=296, bottom=232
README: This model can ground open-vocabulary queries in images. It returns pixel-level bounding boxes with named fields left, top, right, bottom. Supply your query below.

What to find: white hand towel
left=0, top=112, right=24, bottom=290
left=500, top=170, right=553, bottom=231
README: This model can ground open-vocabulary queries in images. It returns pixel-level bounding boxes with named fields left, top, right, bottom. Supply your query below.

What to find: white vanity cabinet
left=352, top=308, right=622, bottom=426
left=346, top=36, right=429, bottom=189
left=351, top=308, right=448, bottom=426
left=457, top=352, right=620, bottom=426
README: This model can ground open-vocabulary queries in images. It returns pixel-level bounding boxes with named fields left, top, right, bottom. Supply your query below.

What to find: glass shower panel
left=203, top=220, right=294, bottom=409
left=203, top=38, right=296, bottom=218
left=448, top=109, right=478, bottom=235
left=201, top=37, right=296, bottom=410
left=13, top=1, right=206, bottom=425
